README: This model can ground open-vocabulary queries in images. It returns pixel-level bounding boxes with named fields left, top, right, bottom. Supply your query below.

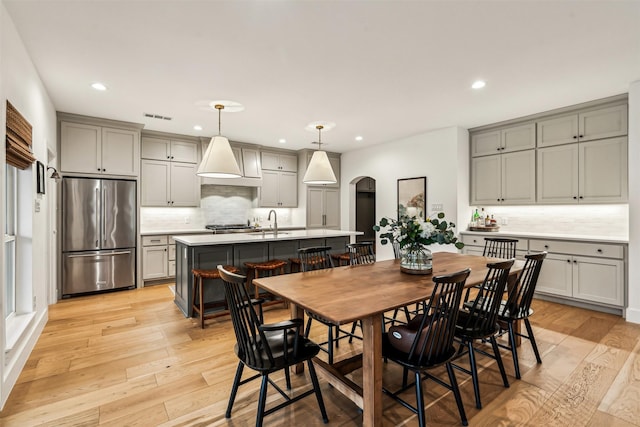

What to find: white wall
left=0, top=0, right=57, bottom=408
left=626, top=80, right=640, bottom=323
left=340, top=126, right=469, bottom=260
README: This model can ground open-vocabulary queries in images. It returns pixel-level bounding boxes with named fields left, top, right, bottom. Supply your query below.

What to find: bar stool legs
left=192, top=266, right=239, bottom=328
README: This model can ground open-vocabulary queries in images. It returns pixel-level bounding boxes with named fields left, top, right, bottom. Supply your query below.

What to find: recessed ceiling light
left=193, top=125, right=203, bottom=131
left=279, top=139, right=287, bottom=144
left=471, top=80, right=486, bottom=89
left=355, top=136, right=363, bottom=141
left=91, top=82, right=107, bottom=91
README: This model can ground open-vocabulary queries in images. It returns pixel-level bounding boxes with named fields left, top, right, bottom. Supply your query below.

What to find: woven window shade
left=6, top=100, right=35, bottom=169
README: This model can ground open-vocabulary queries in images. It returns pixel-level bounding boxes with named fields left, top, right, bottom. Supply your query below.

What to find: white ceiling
left=4, top=1, right=640, bottom=153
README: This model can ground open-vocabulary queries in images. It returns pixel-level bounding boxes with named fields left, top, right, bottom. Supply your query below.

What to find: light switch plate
left=431, top=203, right=443, bottom=211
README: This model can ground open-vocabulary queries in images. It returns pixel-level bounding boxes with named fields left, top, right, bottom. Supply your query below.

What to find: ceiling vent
left=143, top=113, right=172, bottom=121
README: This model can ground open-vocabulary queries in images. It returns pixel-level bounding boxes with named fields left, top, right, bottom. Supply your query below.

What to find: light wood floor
left=1, top=284, right=640, bottom=426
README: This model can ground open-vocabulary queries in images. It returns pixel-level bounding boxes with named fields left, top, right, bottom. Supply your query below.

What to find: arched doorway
left=355, top=177, right=376, bottom=242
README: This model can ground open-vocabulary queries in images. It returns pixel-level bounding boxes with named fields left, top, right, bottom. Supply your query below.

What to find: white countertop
left=460, top=230, right=628, bottom=245
left=173, top=229, right=362, bottom=246
left=140, top=228, right=211, bottom=236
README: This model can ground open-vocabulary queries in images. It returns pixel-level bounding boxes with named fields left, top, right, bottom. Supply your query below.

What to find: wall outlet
left=184, top=217, right=190, bottom=224
left=501, top=217, right=508, bottom=225
left=431, top=203, right=443, bottom=212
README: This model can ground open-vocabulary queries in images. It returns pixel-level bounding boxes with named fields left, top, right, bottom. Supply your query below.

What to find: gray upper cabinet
left=471, top=123, right=535, bottom=157
left=262, top=151, right=297, bottom=172
left=470, top=95, right=628, bottom=206
left=537, top=103, right=628, bottom=148
left=61, top=121, right=140, bottom=176
left=141, top=136, right=199, bottom=163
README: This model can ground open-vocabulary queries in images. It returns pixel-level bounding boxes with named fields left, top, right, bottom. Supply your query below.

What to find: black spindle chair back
left=483, top=238, right=518, bottom=259
left=299, top=246, right=334, bottom=271
left=347, top=242, right=376, bottom=265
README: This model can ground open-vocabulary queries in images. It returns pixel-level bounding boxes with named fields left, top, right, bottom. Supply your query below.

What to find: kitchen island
left=172, top=229, right=362, bottom=317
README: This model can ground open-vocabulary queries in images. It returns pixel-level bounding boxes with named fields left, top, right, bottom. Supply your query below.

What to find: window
left=4, top=165, right=17, bottom=319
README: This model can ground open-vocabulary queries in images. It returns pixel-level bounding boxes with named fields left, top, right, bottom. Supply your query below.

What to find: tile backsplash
left=471, top=204, right=628, bottom=237
left=140, top=185, right=304, bottom=231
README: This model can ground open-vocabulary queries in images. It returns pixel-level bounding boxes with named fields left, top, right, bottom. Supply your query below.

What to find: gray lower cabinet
left=459, top=232, right=626, bottom=314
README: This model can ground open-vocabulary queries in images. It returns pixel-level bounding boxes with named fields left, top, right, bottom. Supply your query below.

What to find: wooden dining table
left=253, top=251, right=524, bottom=427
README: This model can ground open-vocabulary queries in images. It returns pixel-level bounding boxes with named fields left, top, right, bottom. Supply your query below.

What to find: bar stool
left=289, top=257, right=301, bottom=273
left=192, top=265, right=240, bottom=329
left=244, top=259, right=288, bottom=307
left=330, top=250, right=351, bottom=266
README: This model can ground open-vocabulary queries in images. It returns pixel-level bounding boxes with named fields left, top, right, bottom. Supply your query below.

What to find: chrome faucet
left=268, top=209, right=278, bottom=235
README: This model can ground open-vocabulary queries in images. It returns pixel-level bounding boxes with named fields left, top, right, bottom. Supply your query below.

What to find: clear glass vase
left=399, top=246, right=433, bottom=275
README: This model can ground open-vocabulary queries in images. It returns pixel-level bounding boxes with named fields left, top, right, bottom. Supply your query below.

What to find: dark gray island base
left=172, top=230, right=360, bottom=318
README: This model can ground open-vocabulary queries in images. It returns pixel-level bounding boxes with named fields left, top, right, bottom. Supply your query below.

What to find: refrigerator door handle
left=96, top=187, right=101, bottom=248
left=102, top=186, right=106, bottom=245
left=67, top=251, right=132, bottom=258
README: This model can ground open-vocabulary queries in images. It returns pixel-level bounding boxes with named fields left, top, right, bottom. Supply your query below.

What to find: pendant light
left=197, top=104, right=242, bottom=178
left=303, top=125, right=337, bottom=185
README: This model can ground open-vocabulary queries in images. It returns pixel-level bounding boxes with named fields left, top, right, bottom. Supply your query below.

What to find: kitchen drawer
left=168, top=244, right=176, bottom=261
left=529, top=239, right=624, bottom=259
left=143, top=235, right=168, bottom=246
left=461, top=234, right=528, bottom=251
left=169, top=236, right=176, bottom=245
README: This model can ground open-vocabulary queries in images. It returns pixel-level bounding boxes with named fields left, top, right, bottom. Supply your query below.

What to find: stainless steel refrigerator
left=62, top=177, right=136, bottom=296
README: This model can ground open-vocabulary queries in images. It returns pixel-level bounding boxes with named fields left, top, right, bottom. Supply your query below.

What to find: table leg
left=291, top=302, right=305, bottom=374
left=361, top=314, right=383, bottom=427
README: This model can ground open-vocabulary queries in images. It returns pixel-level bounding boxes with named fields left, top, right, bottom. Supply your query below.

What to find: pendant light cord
left=316, top=125, right=324, bottom=150
left=215, top=104, right=224, bottom=136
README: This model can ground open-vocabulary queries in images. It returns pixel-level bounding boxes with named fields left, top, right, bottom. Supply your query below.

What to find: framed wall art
left=397, top=176, right=426, bottom=220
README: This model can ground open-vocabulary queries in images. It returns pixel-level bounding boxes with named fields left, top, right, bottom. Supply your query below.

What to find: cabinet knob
left=567, top=259, right=571, bottom=263
left=579, top=196, right=583, bottom=199
left=167, top=156, right=170, bottom=159
left=573, top=135, right=578, bottom=139
left=544, top=245, right=549, bottom=249
left=497, top=199, right=501, bottom=202
left=579, top=135, right=584, bottom=138
left=573, top=196, right=578, bottom=200
left=501, top=198, right=505, bottom=202
left=97, top=168, right=101, bottom=171
left=574, top=260, right=577, bottom=264
left=497, top=148, right=501, bottom=151
left=597, top=249, right=603, bottom=253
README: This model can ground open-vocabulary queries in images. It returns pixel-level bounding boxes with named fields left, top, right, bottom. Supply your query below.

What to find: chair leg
left=490, top=336, right=510, bottom=388
left=284, top=365, right=292, bottom=390
left=446, top=362, right=468, bottom=427
left=225, top=361, right=244, bottom=418
left=305, top=317, right=313, bottom=338
left=327, top=325, right=334, bottom=365
left=525, top=318, right=542, bottom=364
left=307, top=360, right=329, bottom=423
left=256, top=374, right=269, bottom=427
left=402, top=366, right=409, bottom=388
left=507, top=322, right=521, bottom=379
left=466, top=341, right=482, bottom=409
left=349, top=321, right=357, bottom=343
left=198, top=277, right=205, bottom=329
left=414, top=370, right=426, bottom=427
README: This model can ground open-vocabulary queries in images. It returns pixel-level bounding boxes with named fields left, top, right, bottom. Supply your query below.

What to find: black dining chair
left=453, top=258, right=514, bottom=409
left=463, top=237, right=519, bottom=303
left=344, top=242, right=376, bottom=342
left=217, top=265, right=328, bottom=427
left=382, top=268, right=471, bottom=427
left=347, top=241, right=376, bottom=265
left=483, top=237, right=518, bottom=258
left=299, top=246, right=359, bottom=364
left=496, top=252, right=547, bottom=379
